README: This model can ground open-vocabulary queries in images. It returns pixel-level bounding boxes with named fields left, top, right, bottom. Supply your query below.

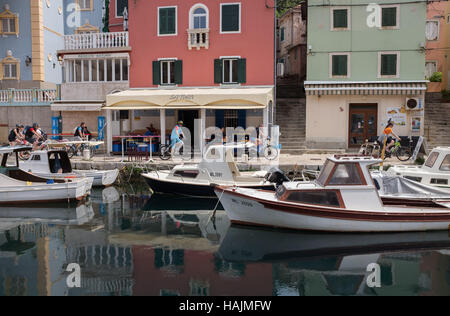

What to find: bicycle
left=247, top=137, right=279, bottom=161
left=67, top=140, right=96, bottom=159
left=159, top=140, right=185, bottom=160
left=384, top=139, right=413, bottom=162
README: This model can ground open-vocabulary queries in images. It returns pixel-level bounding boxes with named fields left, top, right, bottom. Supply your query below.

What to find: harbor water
left=0, top=185, right=449, bottom=296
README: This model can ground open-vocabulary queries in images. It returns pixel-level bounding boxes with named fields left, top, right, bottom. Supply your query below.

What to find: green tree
left=277, top=0, right=304, bottom=16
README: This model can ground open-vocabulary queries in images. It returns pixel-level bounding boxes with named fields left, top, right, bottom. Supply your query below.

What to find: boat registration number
left=232, top=198, right=254, bottom=208
left=210, top=172, right=223, bottom=178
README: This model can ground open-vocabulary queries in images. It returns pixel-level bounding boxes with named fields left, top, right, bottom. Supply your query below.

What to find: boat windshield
left=316, top=160, right=335, bottom=186
left=440, top=154, right=450, bottom=171
left=425, top=152, right=439, bottom=168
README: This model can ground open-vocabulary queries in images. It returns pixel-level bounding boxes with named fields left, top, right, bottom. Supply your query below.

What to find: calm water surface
left=0, top=186, right=449, bottom=296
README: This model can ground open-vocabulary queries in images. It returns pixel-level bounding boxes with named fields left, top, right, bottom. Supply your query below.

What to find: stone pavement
left=71, top=152, right=413, bottom=172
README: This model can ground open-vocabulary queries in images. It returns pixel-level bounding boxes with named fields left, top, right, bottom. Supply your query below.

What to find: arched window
left=189, top=4, right=209, bottom=29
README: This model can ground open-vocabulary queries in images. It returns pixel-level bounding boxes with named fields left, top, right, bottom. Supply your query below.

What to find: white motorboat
left=142, top=143, right=282, bottom=197
left=216, top=155, right=450, bottom=233
left=0, top=146, right=91, bottom=204
left=387, top=147, right=450, bottom=189
left=20, top=149, right=119, bottom=187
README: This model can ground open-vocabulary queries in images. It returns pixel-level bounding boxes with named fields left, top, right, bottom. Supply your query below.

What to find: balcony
left=187, top=29, right=209, bottom=50
left=0, top=88, right=60, bottom=106
left=61, top=32, right=130, bottom=53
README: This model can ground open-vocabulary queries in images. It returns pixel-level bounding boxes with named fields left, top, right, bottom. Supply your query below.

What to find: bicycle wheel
left=159, top=145, right=171, bottom=160
left=264, top=146, right=279, bottom=160
left=396, top=147, right=412, bottom=162
left=67, top=146, right=76, bottom=159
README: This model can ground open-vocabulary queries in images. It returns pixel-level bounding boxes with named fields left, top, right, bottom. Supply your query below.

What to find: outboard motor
left=265, top=167, right=290, bottom=186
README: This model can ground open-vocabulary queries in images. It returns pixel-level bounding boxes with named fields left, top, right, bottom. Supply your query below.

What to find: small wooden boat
left=20, top=149, right=119, bottom=187
left=142, top=143, right=280, bottom=197
left=0, top=146, right=91, bottom=204
left=216, top=155, right=450, bottom=233
left=388, top=147, right=450, bottom=189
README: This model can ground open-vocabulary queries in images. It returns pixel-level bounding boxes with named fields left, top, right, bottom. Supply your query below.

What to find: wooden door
left=349, top=104, right=378, bottom=147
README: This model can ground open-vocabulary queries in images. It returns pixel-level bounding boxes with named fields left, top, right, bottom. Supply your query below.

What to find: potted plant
left=427, top=72, right=442, bottom=92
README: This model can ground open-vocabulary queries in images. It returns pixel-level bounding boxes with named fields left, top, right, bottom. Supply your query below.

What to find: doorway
left=348, top=104, right=378, bottom=147
left=178, top=110, right=199, bottom=150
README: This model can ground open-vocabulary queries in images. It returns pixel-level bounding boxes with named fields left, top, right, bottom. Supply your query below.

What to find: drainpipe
left=273, top=0, right=277, bottom=134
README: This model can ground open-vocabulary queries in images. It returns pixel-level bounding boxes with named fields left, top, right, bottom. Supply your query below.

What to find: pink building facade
left=105, top=0, right=276, bottom=153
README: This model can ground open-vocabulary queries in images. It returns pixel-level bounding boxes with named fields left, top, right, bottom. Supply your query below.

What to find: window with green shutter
left=381, top=7, right=397, bottom=27
left=215, top=58, right=246, bottom=84
left=333, top=9, right=348, bottom=29
left=380, top=54, right=397, bottom=76
left=331, top=55, right=348, bottom=77
left=154, top=59, right=182, bottom=85
left=221, top=4, right=240, bottom=33
left=159, top=7, right=177, bottom=35
left=280, top=27, right=285, bottom=42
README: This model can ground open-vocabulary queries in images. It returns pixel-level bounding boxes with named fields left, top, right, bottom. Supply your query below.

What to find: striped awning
left=304, top=81, right=428, bottom=96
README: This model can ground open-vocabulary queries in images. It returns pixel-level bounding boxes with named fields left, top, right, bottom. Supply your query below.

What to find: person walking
left=170, top=121, right=184, bottom=156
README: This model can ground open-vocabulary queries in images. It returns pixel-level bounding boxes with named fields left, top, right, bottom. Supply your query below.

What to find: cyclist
left=74, top=122, right=86, bottom=140
left=170, top=121, right=184, bottom=156
left=379, top=122, right=401, bottom=155
left=8, top=125, right=25, bottom=146
left=25, top=123, right=43, bottom=150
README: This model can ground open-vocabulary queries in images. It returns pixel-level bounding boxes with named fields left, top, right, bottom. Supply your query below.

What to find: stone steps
left=276, top=98, right=306, bottom=154
left=424, top=99, right=450, bottom=148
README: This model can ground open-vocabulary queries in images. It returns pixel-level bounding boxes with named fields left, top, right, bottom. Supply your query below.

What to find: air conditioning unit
left=277, top=63, right=285, bottom=77
left=405, top=98, right=420, bottom=110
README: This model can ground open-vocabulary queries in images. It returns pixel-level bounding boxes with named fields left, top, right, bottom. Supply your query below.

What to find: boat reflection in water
left=218, top=225, right=450, bottom=295
left=1, top=186, right=449, bottom=296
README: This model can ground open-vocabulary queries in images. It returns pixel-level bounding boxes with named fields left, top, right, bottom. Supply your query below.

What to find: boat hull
left=217, top=188, right=450, bottom=233
left=0, top=179, right=90, bottom=205
left=74, top=169, right=119, bottom=187
left=144, top=174, right=275, bottom=197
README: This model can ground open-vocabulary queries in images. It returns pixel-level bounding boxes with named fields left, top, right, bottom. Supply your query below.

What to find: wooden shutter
left=215, top=110, right=225, bottom=128
left=238, top=110, right=246, bottom=129
left=159, top=7, right=176, bottom=35
left=174, top=60, right=183, bottom=84
left=214, top=59, right=223, bottom=84
left=333, top=9, right=348, bottom=28
left=237, top=58, right=246, bottom=83
left=222, top=4, right=239, bottom=32
left=332, top=55, right=347, bottom=76
left=382, top=7, right=396, bottom=27
left=381, top=54, right=397, bottom=76
left=153, top=61, right=160, bottom=85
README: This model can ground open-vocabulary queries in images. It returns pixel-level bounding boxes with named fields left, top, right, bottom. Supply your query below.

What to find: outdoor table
left=113, top=135, right=161, bottom=162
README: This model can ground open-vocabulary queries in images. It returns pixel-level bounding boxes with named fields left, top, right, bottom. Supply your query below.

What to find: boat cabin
left=21, top=150, right=72, bottom=174
left=276, top=155, right=384, bottom=211
left=0, top=147, right=65, bottom=183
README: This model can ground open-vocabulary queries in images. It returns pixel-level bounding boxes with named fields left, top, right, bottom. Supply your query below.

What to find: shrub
left=429, top=72, right=442, bottom=82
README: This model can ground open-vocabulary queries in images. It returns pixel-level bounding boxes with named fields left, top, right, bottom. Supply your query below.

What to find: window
left=76, top=0, right=93, bottom=10
left=214, top=58, right=246, bottom=84
left=379, top=52, right=399, bottom=77
left=425, top=61, right=437, bottom=79
left=116, top=0, right=128, bottom=17
left=174, top=170, right=199, bottom=178
left=190, top=5, right=208, bottom=29
left=439, top=154, right=450, bottom=171
left=431, top=178, right=448, bottom=185
left=280, top=27, right=285, bottom=42
left=159, top=7, right=177, bottom=36
left=426, top=20, right=439, bottom=41
left=66, top=58, right=129, bottom=83
left=0, top=9, right=18, bottom=35
left=330, top=54, right=349, bottom=78
left=328, top=164, right=364, bottom=185
left=224, top=110, right=239, bottom=128
left=1, top=54, right=20, bottom=80
left=381, top=6, right=398, bottom=28
left=221, top=3, right=241, bottom=33
left=75, top=24, right=99, bottom=34
left=285, top=191, right=341, bottom=208
left=317, top=160, right=336, bottom=186
left=332, top=8, right=349, bottom=30
left=425, top=151, right=439, bottom=168
left=153, top=59, right=182, bottom=86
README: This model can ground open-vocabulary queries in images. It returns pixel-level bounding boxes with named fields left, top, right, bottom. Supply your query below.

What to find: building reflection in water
left=0, top=187, right=449, bottom=296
